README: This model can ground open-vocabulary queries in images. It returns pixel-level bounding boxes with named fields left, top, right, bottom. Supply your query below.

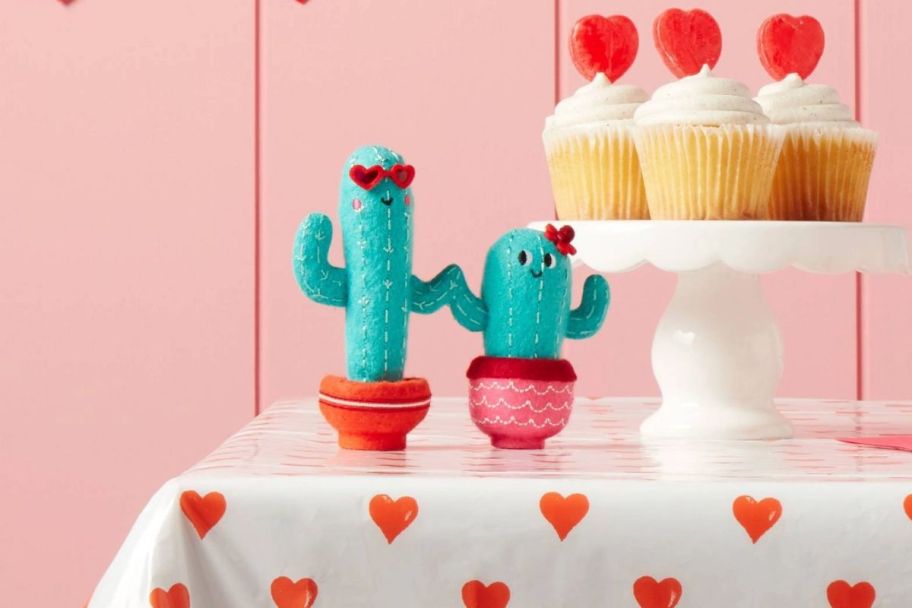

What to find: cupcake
left=634, top=65, right=784, bottom=220
left=756, top=14, right=876, bottom=221
left=543, top=15, right=649, bottom=220
left=634, top=9, right=784, bottom=220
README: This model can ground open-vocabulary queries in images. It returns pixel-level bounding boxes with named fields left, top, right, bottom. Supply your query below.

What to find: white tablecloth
left=90, top=398, right=912, bottom=607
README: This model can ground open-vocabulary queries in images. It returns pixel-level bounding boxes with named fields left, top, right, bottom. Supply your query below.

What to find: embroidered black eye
left=517, top=250, right=529, bottom=265
left=543, top=253, right=554, bottom=268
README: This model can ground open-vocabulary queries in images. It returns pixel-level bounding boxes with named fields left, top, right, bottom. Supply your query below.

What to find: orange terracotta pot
left=318, top=375, right=431, bottom=451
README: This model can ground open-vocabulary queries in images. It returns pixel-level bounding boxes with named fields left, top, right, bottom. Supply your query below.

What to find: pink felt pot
left=466, top=356, right=577, bottom=449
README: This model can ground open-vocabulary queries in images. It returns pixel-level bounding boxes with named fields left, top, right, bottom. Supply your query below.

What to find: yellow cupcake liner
left=769, top=127, right=877, bottom=221
left=634, top=124, right=785, bottom=220
left=543, top=124, right=649, bottom=220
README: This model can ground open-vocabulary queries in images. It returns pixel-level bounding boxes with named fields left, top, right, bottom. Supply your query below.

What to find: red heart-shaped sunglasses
left=349, top=164, right=415, bottom=190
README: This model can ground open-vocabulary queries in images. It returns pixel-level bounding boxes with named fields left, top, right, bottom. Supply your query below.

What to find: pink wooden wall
left=2, top=1, right=911, bottom=605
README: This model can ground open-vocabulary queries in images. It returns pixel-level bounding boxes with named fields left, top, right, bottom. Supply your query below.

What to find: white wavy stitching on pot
left=470, top=395, right=572, bottom=413
left=474, top=415, right=568, bottom=428
left=470, top=380, right=573, bottom=396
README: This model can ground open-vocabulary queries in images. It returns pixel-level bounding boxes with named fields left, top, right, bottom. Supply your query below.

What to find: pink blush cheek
left=352, top=198, right=363, bottom=212
left=404, top=195, right=411, bottom=206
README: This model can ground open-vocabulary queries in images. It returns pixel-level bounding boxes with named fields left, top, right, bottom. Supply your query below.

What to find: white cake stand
left=530, top=221, right=911, bottom=440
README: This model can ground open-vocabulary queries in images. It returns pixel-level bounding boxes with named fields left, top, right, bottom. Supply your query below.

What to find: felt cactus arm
left=411, top=264, right=488, bottom=330
left=293, top=213, right=348, bottom=307
left=450, top=270, right=488, bottom=333
left=566, top=274, right=610, bottom=339
left=410, top=264, right=461, bottom=314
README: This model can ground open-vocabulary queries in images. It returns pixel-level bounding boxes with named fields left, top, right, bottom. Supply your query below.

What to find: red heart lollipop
left=758, top=14, right=825, bottom=80
left=653, top=8, right=721, bottom=77
left=570, top=15, right=639, bottom=82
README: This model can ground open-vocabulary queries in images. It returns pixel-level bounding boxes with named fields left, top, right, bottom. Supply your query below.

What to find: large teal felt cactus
left=454, top=225, right=609, bottom=358
left=293, top=145, right=480, bottom=382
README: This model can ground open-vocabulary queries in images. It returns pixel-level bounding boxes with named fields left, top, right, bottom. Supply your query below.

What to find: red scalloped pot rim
left=465, top=356, right=577, bottom=382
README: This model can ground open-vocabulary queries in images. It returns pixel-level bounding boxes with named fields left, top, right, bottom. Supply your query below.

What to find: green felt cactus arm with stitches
left=293, top=213, right=349, bottom=308
left=449, top=270, right=488, bottom=332
left=410, top=264, right=461, bottom=314
left=566, top=274, right=610, bottom=339
left=412, top=264, right=488, bottom=330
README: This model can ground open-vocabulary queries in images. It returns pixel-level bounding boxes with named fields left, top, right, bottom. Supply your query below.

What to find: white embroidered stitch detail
left=470, top=381, right=573, bottom=396
left=470, top=395, right=573, bottom=413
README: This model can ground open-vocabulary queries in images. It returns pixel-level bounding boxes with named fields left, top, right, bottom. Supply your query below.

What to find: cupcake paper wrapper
left=769, top=126, right=877, bottom=221
left=543, top=124, right=649, bottom=220
left=634, top=124, right=785, bottom=220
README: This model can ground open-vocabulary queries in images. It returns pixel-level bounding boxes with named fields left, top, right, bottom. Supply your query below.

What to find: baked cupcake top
left=755, top=74, right=857, bottom=127
left=634, top=65, right=768, bottom=126
left=545, top=73, right=648, bottom=129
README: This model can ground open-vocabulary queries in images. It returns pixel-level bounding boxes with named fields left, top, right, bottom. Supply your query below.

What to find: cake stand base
left=529, top=220, right=910, bottom=440
left=645, top=263, right=792, bottom=439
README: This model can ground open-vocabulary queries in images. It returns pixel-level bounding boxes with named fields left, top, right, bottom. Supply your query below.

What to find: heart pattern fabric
left=633, top=576, right=682, bottom=608
left=462, top=580, right=510, bottom=608
left=149, top=583, right=190, bottom=608
left=180, top=491, right=226, bottom=539
left=732, top=495, right=782, bottom=543
left=369, top=494, right=418, bottom=544
left=827, top=580, right=876, bottom=608
left=539, top=492, right=589, bottom=541
left=271, top=577, right=318, bottom=608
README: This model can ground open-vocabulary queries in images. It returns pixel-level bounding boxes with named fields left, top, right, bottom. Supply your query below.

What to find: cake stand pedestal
left=531, top=221, right=910, bottom=440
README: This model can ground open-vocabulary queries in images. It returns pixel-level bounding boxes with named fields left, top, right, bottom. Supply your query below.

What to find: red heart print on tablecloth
left=462, top=580, right=510, bottom=608
left=569, top=15, right=638, bottom=82
left=540, top=492, right=589, bottom=541
left=653, top=9, right=721, bottom=77
left=633, top=576, right=682, bottom=608
left=758, top=14, right=825, bottom=80
left=369, top=494, right=418, bottom=544
left=179, top=491, right=226, bottom=539
left=732, top=495, right=782, bottom=543
left=827, top=580, right=876, bottom=608
left=903, top=494, right=912, bottom=520
left=149, top=583, right=190, bottom=608
left=271, top=576, right=318, bottom=608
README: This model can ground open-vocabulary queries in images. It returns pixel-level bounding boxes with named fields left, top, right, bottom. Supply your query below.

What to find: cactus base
left=466, top=356, right=577, bottom=450
left=317, top=375, right=431, bottom=451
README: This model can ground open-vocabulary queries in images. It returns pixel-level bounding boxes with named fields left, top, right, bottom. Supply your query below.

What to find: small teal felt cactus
left=454, top=225, right=609, bottom=358
left=293, top=145, right=480, bottom=382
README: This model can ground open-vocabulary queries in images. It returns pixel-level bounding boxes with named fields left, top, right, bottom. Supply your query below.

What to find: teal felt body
left=293, top=145, right=483, bottom=382
left=482, top=230, right=570, bottom=358
left=454, top=227, right=611, bottom=360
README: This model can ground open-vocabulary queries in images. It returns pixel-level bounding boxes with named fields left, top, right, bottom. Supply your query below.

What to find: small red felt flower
left=544, top=224, right=576, bottom=256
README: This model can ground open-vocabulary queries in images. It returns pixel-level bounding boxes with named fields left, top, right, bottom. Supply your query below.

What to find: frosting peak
left=634, top=65, right=769, bottom=126
left=545, top=72, right=648, bottom=129
left=755, top=74, right=857, bottom=126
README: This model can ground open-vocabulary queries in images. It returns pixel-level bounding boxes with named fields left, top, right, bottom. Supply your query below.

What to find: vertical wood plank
left=560, top=0, right=859, bottom=398
left=260, top=0, right=556, bottom=401
left=0, top=2, right=255, bottom=604
left=859, top=0, right=912, bottom=398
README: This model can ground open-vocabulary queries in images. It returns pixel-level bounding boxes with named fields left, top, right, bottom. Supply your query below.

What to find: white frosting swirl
left=755, top=73, right=857, bottom=127
left=545, top=72, right=648, bottom=129
left=634, top=65, right=768, bottom=126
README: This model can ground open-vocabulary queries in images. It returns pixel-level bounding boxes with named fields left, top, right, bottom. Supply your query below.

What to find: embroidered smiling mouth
left=530, top=269, right=543, bottom=278
left=381, top=194, right=393, bottom=206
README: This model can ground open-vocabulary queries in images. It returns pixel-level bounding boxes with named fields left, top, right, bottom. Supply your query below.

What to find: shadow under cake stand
left=531, top=220, right=911, bottom=440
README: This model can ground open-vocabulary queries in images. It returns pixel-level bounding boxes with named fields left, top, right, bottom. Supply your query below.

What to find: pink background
left=1, top=0, right=910, bottom=605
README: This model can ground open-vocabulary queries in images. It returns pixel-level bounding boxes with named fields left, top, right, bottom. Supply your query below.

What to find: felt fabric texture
left=458, top=228, right=610, bottom=359
left=318, top=374, right=430, bottom=451
left=319, top=375, right=431, bottom=403
left=465, top=356, right=577, bottom=382
left=293, top=145, right=477, bottom=383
